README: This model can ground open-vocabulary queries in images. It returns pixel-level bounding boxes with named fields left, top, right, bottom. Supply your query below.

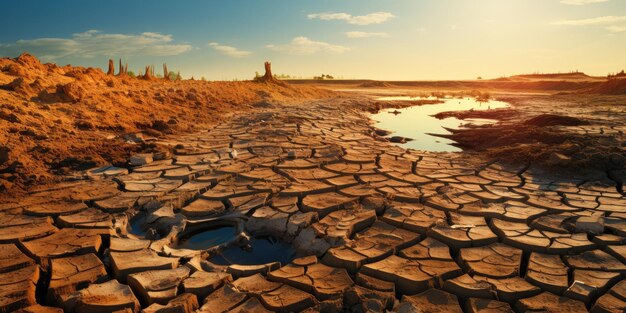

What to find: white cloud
left=208, top=42, right=251, bottom=57
left=307, top=12, right=395, bottom=25
left=0, top=30, right=192, bottom=60
left=553, top=15, right=626, bottom=25
left=266, top=37, right=349, bottom=55
left=606, top=25, right=626, bottom=32
left=345, top=31, right=389, bottom=38
left=560, top=0, right=609, bottom=5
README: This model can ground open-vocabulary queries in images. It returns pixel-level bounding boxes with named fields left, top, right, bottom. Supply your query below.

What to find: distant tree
left=477, top=76, right=482, bottom=80
left=314, top=74, right=335, bottom=80
left=274, top=73, right=292, bottom=79
left=201, top=76, right=207, bottom=81
left=609, top=70, right=626, bottom=79
left=127, top=71, right=136, bottom=78
left=313, top=74, right=332, bottom=80
left=253, top=71, right=263, bottom=81
left=167, top=71, right=180, bottom=81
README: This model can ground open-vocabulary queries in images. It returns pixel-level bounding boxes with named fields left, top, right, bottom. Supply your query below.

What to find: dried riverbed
left=0, top=98, right=624, bottom=312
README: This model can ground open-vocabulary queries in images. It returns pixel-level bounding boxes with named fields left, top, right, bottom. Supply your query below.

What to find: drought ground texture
left=0, top=54, right=625, bottom=313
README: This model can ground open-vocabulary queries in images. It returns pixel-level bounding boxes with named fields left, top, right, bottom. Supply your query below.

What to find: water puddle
left=209, top=236, right=297, bottom=265
left=371, top=97, right=509, bottom=152
left=376, top=96, right=441, bottom=101
left=175, top=226, right=237, bottom=250
left=129, top=213, right=149, bottom=237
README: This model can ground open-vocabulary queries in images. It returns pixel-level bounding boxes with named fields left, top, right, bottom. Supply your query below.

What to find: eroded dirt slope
left=0, top=53, right=336, bottom=192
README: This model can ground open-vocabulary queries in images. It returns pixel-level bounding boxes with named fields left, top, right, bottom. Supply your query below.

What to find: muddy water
left=176, top=226, right=236, bottom=250
left=129, top=213, right=148, bottom=237
left=371, top=97, right=509, bottom=152
left=209, top=236, right=297, bottom=265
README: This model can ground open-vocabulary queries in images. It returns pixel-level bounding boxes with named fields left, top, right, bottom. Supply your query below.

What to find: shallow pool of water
left=376, top=96, right=441, bottom=101
left=129, top=214, right=148, bottom=237
left=209, top=236, right=297, bottom=265
left=371, top=97, right=509, bottom=152
left=176, top=226, right=236, bottom=250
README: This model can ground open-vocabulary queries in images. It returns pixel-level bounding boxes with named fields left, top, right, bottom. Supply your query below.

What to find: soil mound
left=359, top=81, right=391, bottom=88
left=585, top=78, right=626, bottom=95
left=524, top=114, right=589, bottom=127
left=512, top=72, right=590, bottom=80
left=434, top=108, right=518, bottom=121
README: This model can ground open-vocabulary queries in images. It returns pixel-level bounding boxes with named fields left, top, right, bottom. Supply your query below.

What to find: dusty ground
left=0, top=56, right=625, bottom=312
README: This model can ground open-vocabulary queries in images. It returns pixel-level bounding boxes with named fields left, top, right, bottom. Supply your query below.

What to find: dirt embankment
left=433, top=108, right=519, bottom=121
left=584, top=78, right=626, bottom=95
left=0, top=53, right=336, bottom=193
left=439, top=111, right=625, bottom=176
left=290, top=78, right=605, bottom=92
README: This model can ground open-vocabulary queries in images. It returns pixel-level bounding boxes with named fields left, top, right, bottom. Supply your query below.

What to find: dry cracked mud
left=1, top=100, right=625, bottom=312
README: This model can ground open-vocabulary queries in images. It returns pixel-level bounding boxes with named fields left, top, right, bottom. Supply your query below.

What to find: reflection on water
left=209, top=236, right=297, bottom=265
left=371, top=97, right=509, bottom=152
left=376, top=96, right=441, bottom=101
left=129, top=213, right=148, bottom=237
left=176, top=226, right=236, bottom=250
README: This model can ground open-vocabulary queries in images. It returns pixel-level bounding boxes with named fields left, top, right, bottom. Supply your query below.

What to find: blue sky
left=1, top=0, right=625, bottom=80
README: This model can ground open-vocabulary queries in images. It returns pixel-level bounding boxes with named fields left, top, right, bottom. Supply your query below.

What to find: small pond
left=129, top=213, right=149, bottom=237
left=371, top=97, right=509, bottom=152
left=175, top=225, right=237, bottom=250
left=209, top=235, right=297, bottom=266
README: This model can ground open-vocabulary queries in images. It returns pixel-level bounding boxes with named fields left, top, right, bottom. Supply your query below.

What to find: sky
left=0, top=0, right=625, bottom=80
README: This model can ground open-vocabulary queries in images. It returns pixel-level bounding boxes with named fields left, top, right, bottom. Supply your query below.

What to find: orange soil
left=0, top=53, right=336, bottom=193
left=585, top=77, right=626, bottom=95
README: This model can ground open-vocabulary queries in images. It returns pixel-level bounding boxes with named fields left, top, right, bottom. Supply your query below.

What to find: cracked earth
left=1, top=99, right=625, bottom=313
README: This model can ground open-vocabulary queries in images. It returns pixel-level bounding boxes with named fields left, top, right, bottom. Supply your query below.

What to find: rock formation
left=117, top=59, right=127, bottom=76
left=143, top=65, right=155, bottom=80
left=263, top=62, right=273, bottom=81
left=107, top=59, right=115, bottom=76
left=257, top=61, right=285, bottom=86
